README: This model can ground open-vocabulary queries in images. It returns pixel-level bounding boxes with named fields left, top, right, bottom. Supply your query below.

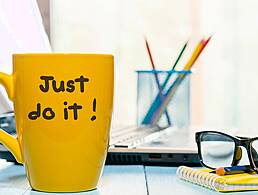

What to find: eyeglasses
left=195, top=131, right=258, bottom=171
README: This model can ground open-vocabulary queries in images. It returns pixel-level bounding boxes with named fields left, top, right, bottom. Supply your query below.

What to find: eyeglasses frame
left=195, top=131, right=258, bottom=171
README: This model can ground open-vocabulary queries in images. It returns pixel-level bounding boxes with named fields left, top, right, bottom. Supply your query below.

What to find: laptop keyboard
left=110, top=125, right=167, bottom=148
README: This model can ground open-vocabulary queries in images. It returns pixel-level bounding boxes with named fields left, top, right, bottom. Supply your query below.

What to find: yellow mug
left=0, top=54, right=114, bottom=192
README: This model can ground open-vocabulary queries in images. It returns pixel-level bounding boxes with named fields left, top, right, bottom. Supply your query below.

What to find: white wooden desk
left=0, top=160, right=257, bottom=195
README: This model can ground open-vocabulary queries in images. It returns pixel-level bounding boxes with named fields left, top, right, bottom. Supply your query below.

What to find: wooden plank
left=145, top=166, right=258, bottom=195
left=0, top=162, right=147, bottom=195
left=0, top=187, right=27, bottom=195
left=0, top=160, right=29, bottom=190
left=98, top=165, right=147, bottom=195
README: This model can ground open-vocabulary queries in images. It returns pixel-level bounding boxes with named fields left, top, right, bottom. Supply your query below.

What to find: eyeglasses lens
left=200, top=133, right=235, bottom=168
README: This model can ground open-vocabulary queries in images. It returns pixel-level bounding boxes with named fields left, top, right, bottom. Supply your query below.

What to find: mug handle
left=0, top=72, right=22, bottom=163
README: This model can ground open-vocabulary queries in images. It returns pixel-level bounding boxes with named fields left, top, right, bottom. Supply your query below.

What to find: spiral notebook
left=177, top=166, right=258, bottom=192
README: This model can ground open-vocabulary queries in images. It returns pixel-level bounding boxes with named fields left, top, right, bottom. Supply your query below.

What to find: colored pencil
left=172, top=41, right=189, bottom=70
left=144, top=37, right=171, bottom=125
left=212, top=165, right=252, bottom=176
left=161, top=41, right=188, bottom=91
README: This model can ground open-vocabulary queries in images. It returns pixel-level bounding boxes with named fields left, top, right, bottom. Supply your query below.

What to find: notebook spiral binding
left=176, top=166, right=227, bottom=192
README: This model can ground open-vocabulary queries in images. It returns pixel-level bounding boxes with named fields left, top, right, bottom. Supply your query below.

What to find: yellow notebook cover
left=177, top=166, right=258, bottom=192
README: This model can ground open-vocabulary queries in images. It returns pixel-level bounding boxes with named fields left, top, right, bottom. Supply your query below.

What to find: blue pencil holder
left=136, top=70, right=191, bottom=127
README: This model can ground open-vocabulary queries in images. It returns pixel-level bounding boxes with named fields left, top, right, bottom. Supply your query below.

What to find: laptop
left=107, top=125, right=199, bottom=166
left=0, top=112, right=200, bottom=166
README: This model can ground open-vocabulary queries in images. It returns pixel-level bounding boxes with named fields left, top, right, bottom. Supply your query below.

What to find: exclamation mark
left=91, top=98, right=97, bottom=121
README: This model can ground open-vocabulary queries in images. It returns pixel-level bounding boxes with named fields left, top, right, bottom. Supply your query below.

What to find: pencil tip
left=203, top=36, right=212, bottom=46
left=143, top=35, right=148, bottom=42
left=206, top=35, right=212, bottom=42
